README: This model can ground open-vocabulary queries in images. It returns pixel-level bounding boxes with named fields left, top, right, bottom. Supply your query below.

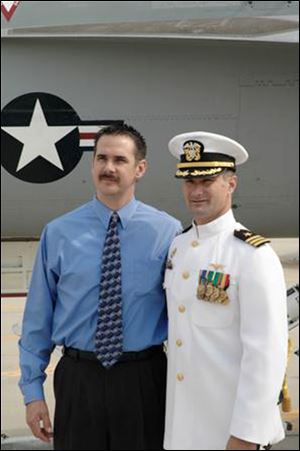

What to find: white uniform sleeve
left=230, top=245, right=288, bottom=444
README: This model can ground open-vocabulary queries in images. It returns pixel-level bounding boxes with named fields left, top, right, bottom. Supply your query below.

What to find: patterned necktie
left=95, top=211, right=123, bottom=368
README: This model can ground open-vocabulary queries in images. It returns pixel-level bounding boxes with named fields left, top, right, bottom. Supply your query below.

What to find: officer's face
left=92, top=134, right=147, bottom=202
left=182, top=173, right=237, bottom=225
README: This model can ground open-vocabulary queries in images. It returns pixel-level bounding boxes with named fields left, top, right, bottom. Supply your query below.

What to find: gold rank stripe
left=246, top=236, right=270, bottom=246
left=246, top=235, right=263, bottom=244
left=177, top=161, right=235, bottom=169
left=252, top=239, right=270, bottom=247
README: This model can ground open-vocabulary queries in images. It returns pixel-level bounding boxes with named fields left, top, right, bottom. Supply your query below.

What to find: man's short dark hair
left=94, top=124, right=147, bottom=161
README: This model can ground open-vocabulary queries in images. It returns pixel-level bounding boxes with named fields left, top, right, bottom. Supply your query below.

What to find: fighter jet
left=1, top=1, right=299, bottom=237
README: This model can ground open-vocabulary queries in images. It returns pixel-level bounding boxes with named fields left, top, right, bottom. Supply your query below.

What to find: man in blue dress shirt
left=19, top=124, right=181, bottom=450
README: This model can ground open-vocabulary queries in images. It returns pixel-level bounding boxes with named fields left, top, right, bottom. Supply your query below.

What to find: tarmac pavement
left=1, top=244, right=299, bottom=451
left=1, top=433, right=299, bottom=450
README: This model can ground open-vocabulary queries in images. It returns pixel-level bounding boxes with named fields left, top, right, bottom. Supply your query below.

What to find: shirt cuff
left=21, top=380, right=45, bottom=405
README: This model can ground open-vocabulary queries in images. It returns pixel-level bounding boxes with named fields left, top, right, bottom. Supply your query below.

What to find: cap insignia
left=183, top=140, right=203, bottom=162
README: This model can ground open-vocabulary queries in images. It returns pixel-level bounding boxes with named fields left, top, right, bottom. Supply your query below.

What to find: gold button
left=191, top=240, right=199, bottom=247
left=178, top=305, right=186, bottom=313
left=182, top=271, right=190, bottom=279
left=176, top=339, right=183, bottom=347
left=177, top=373, right=184, bottom=382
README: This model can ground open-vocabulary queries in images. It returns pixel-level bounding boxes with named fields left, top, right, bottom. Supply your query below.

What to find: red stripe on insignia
left=80, top=133, right=97, bottom=140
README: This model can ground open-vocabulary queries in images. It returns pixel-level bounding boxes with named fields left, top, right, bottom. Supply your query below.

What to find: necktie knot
left=110, top=211, right=119, bottom=226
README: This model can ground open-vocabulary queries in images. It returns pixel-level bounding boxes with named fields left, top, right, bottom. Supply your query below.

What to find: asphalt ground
left=1, top=247, right=298, bottom=450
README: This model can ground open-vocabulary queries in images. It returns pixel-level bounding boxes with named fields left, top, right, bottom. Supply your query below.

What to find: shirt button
left=182, top=271, right=190, bottom=279
left=178, top=305, right=186, bottom=313
left=176, top=339, right=183, bottom=347
left=177, top=373, right=184, bottom=382
left=191, top=240, right=199, bottom=247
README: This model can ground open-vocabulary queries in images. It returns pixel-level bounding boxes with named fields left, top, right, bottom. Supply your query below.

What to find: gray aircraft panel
left=1, top=1, right=299, bottom=42
left=1, top=37, right=299, bottom=237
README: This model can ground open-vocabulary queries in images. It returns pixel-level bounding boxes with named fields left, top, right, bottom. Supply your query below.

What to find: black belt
left=63, top=345, right=164, bottom=363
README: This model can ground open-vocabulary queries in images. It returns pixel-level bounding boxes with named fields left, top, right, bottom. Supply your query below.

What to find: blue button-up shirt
left=19, top=197, right=181, bottom=404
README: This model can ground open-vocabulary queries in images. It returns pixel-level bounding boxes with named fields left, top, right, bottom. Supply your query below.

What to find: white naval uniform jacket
left=163, top=210, right=288, bottom=450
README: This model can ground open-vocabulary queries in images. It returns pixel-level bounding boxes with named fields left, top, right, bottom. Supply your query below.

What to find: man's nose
left=104, top=160, right=116, bottom=172
left=192, top=184, right=205, bottom=196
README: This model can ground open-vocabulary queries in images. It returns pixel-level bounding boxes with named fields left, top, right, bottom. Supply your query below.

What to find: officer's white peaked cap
left=168, top=131, right=249, bottom=178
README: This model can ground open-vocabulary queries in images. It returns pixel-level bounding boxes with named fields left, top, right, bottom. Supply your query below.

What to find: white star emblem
left=1, top=99, right=77, bottom=172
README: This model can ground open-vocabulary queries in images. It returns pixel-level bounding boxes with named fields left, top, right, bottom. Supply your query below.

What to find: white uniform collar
left=193, top=209, right=236, bottom=239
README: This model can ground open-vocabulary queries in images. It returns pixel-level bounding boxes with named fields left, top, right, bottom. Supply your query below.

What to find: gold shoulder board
left=234, top=229, right=271, bottom=248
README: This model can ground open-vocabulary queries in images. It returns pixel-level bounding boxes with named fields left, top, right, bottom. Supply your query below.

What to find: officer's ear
left=223, top=170, right=237, bottom=192
left=228, top=174, right=238, bottom=194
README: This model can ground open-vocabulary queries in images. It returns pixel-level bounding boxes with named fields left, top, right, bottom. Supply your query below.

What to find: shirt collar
left=92, top=195, right=139, bottom=230
left=193, top=209, right=236, bottom=238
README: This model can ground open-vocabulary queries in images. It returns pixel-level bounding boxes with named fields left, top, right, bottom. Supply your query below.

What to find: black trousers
left=53, top=347, right=167, bottom=450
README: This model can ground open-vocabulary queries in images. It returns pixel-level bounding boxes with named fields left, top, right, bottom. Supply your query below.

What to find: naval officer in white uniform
left=163, top=132, right=288, bottom=450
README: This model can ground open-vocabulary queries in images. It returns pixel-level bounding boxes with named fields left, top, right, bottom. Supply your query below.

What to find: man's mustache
left=99, top=174, right=119, bottom=182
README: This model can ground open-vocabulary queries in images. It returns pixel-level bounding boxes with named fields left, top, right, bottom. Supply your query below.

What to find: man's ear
left=136, top=159, right=147, bottom=180
left=229, top=175, right=238, bottom=193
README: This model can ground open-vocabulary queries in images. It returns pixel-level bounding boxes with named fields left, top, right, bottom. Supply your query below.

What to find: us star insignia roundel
left=1, top=92, right=123, bottom=183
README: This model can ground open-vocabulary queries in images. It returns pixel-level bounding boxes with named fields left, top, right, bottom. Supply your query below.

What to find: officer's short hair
left=223, top=169, right=236, bottom=178
left=94, top=124, right=147, bottom=161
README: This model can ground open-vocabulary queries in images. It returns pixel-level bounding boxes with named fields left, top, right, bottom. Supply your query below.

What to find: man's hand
left=26, top=400, right=53, bottom=443
left=226, top=435, right=257, bottom=450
